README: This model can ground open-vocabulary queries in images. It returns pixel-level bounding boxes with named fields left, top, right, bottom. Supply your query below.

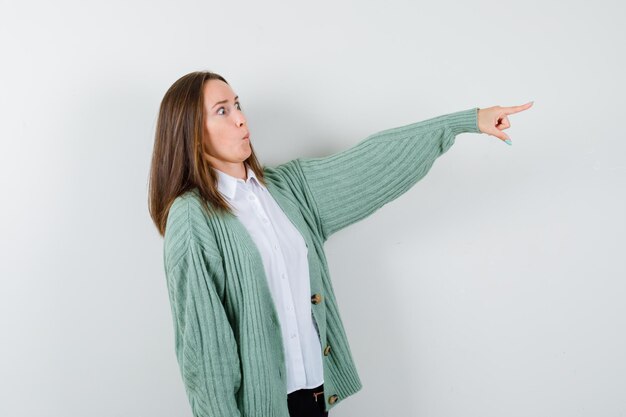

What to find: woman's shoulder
left=262, top=159, right=301, bottom=182
left=169, top=187, right=203, bottom=209
left=166, top=189, right=207, bottom=230
left=164, top=189, right=222, bottom=270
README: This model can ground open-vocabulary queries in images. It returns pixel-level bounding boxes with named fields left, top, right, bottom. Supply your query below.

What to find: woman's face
left=201, top=79, right=251, bottom=169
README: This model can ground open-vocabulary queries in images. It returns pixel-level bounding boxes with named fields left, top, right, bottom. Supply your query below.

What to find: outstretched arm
left=295, top=107, right=480, bottom=241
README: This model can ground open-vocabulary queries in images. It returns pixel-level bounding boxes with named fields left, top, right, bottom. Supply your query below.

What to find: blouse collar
left=211, top=163, right=262, bottom=199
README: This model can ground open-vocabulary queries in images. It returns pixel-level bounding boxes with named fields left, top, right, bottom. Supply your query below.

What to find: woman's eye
left=217, top=102, right=242, bottom=115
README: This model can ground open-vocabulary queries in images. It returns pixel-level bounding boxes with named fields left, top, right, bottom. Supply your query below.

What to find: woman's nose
left=235, top=114, right=246, bottom=126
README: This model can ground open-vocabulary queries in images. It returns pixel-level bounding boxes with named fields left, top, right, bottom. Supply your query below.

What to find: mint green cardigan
left=163, top=107, right=480, bottom=417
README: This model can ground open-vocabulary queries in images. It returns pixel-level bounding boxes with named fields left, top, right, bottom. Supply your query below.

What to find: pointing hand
left=477, top=101, right=534, bottom=145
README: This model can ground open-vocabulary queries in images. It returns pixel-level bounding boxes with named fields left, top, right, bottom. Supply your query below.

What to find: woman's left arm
left=292, top=102, right=533, bottom=242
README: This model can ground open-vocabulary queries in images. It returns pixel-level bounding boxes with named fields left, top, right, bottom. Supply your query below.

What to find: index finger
left=503, top=101, right=534, bottom=115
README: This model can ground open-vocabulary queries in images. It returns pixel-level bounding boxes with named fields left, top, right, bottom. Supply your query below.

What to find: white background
left=1, top=0, right=625, bottom=416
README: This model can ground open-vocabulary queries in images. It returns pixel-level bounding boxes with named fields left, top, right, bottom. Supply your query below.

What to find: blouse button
left=311, top=293, right=322, bottom=304
left=323, top=345, right=331, bottom=356
left=328, top=394, right=338, bottom=404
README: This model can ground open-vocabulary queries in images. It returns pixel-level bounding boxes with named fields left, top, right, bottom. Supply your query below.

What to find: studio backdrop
left=1, top=0, right=624, bottom=416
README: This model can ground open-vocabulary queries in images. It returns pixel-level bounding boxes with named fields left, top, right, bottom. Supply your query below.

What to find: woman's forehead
left=204, top=79, right=236, bottom=102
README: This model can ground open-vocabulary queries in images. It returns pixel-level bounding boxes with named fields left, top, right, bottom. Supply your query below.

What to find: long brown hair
left=148, top=71, right=268, bottom=236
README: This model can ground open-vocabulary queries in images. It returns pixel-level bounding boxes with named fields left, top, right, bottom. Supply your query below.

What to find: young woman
left=148, top=71, right=533, bottom=417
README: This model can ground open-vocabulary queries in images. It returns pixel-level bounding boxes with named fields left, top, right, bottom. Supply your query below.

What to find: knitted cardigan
left=163, top=107, right=480, bottom=417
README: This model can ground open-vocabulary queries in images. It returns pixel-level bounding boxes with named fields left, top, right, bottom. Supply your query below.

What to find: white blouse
left=211, top=163, right=324, bottom=394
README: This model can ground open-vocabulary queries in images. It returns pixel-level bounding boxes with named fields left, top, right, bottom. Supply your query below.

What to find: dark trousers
left=287, top=383, right=329, bottom=417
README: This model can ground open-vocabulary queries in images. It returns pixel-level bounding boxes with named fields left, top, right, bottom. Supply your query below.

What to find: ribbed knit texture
left=163, top=107, right=480, bottom=417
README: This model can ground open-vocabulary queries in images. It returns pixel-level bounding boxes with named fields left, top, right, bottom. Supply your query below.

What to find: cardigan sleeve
left=165, top=239, right=242, bottom=417
left=294, top=107, right=480, bottom=241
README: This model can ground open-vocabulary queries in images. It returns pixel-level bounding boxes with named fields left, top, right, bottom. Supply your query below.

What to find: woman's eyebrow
left=211, top=96, right=239, bottom=109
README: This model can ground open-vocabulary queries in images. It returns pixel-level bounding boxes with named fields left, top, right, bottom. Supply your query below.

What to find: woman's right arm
left=164, top=217, right=242, bottom=417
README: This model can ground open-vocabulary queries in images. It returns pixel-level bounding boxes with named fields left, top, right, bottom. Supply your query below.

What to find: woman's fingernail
left=504, top=139, right=513, bottom=145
